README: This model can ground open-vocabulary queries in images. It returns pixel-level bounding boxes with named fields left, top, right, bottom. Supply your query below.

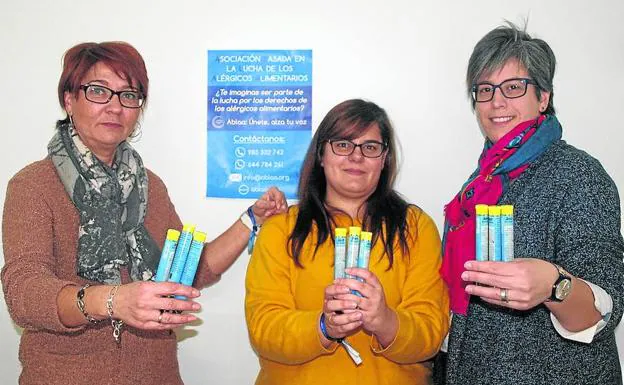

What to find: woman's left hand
left=113, top=281, right=201, bottom=330
left=462, top=258, right=559, bottom=310
left=336, top=268, right=397, bottom=339
left=251, top=186, right=287, bottom=226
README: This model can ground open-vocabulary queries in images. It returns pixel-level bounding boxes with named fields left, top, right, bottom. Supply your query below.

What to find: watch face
left=555, top=279, right=572, bottom=300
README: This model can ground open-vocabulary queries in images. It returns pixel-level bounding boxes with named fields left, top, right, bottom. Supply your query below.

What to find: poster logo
left=211, top=115, right=225, bottom=129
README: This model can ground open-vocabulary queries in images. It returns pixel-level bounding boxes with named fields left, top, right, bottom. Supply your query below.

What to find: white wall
left=1, top=0, right=622, bottom=383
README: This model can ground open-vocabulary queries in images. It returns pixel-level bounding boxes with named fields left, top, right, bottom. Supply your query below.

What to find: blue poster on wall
left=207, top=50, right=312, bottom=199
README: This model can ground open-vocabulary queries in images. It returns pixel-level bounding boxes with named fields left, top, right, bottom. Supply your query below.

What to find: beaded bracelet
left=76, top=283, right=100, bottom=324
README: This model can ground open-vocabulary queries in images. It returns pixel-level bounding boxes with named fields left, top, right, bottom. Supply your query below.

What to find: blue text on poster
left=207, top=50, right=312, bottom=199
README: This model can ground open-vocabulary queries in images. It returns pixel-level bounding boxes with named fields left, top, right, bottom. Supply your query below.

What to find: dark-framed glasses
left=328, top=139, right=387, bottom=158
left=79, top=84, right=144, bottom=108
left=471, top=78, right=538, bottom=103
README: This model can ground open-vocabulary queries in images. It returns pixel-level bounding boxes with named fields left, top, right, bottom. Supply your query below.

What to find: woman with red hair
left=1, top=41, right=286, bottom=384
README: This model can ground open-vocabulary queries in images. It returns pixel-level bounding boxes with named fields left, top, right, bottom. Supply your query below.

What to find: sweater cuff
left=193, top=257, right=222, bottom=288
left=370, top=309, right=401, bottom=354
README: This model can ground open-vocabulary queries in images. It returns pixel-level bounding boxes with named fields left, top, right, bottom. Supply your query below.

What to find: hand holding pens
left=322, top=282, right=362, bottom=339
left=323, top=226, right=396, bottom=363
left=152, top=224, right=207, bottom=321
left=333, top=268, right=398, bottom=348
left=111, top=281, right=201, bottom=330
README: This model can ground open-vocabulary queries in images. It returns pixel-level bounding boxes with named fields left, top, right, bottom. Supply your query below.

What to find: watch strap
left=548, top=263, right=571, bottom=302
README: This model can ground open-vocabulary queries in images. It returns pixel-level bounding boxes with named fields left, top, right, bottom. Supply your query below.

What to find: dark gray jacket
left=443, top=141, right=624, bottom=385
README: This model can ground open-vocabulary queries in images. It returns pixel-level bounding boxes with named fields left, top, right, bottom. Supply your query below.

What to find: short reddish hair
left=57, top=41, right=149, bottom=111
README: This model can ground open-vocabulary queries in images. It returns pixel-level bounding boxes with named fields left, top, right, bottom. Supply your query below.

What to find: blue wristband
left=319, top=313, right=343, bottom=343
left=247, top=206, right=259, bottom=254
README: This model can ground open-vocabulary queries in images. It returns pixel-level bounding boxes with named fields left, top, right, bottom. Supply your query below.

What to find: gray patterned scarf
left=48, top=120, right=160, bottom=284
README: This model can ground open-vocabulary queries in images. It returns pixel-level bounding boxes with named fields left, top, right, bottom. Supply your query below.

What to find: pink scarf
left=441, top=115, right=547, bottom=315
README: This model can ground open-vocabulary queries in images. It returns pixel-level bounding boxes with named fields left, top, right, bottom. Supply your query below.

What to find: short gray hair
left=466, top=21, right=556, bottom=115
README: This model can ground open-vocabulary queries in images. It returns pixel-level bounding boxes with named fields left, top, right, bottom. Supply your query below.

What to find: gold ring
left=327, top=313, right=334, bottom=324
left=500, top=288, right=509, bottom=303
left=158, top=312, right=163, bottom=323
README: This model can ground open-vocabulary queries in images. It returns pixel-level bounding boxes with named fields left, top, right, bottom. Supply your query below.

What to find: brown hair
left=57, top=41, right=149, bottom=114
left=288, top=99, right=412, bottom=268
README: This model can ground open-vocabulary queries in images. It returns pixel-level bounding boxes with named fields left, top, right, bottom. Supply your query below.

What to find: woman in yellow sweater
left=245, top=99, right=449, bottom=384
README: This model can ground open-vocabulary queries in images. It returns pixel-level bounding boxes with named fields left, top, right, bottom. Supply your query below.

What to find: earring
left=68, top=115, right=77, bottom=133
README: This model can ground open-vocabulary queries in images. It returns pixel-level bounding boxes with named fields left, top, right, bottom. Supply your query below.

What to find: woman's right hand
left=321, top=283, right=362, bottom=343
left=113, top=281, right=202, bottom=330
left=251, top=186, right=288, bottom=225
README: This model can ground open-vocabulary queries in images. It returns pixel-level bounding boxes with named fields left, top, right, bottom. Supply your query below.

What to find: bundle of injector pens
left=154, top=224, right=206, bottom=300
left=475, top=205, right=514, bottom=262
left=331, top=226, right=372, bottom=366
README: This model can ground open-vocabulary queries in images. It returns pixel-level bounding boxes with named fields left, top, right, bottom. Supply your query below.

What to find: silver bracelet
left=76, top=283, right=100, bottom=324
left=106, top=285, right=124, bottom=344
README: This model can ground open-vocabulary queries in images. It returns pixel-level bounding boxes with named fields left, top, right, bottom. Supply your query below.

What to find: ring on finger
left=158, top=309, right=164, bottom=323
left=327, top=313, right=334, bottom=324
left=499, top=288, right=509, bottom=303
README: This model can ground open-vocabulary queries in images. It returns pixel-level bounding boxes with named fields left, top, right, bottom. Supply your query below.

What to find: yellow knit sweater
left=245, top=205, right=449, bottom=385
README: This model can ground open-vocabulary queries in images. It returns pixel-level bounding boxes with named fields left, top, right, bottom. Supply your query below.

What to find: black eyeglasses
left=327, top=139, right=387, bottom=158
left=79, top=84, right=144, bottom=108
left=471, top=78, right=538, bottom=103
